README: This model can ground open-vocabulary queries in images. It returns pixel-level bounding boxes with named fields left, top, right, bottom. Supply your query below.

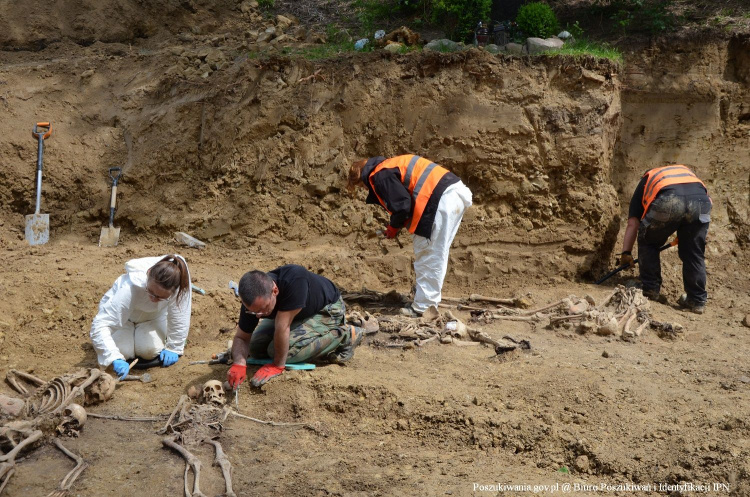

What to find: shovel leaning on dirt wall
left=99, top=167, right=123, bottom=247
left=25, top=122, right=52, bottom=245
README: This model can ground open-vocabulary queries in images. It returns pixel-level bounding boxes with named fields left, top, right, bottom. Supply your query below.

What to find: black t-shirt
left=628, top=176, right=708, bottom=219
left=237, top=264, right=341, bottom=334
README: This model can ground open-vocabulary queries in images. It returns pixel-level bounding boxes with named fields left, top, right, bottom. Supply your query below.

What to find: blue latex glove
left=160, top=349, right=179, bottom=367
left=112, top=359, right=129, bottom=379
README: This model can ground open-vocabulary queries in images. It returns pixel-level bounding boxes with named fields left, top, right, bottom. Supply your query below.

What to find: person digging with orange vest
left=348, top=155, right=473, bottom=317
left=619, top=164, right=711, bottom=314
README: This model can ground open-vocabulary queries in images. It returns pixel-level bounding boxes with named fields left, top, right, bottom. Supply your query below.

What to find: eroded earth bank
left=0, top=1, right=749, bottom=495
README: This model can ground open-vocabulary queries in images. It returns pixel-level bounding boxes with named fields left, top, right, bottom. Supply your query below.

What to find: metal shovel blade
left=98, top=225, right=120, bottom=247
left=121, top=373, right=153, bottom=383
left=25, top=213, right=49, bottom=245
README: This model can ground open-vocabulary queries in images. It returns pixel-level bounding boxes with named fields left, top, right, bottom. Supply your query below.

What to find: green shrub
left=354, top=0, right=429, bottom=35
left=516, top=2, right=558, bottom=39
left=258, top=0, right=274, bottom=7
left=568, top=20, right=584, bottom=39
left=325, top=24, right=353, bottom=44
left=591, top=0, right=677, bottom=34
left=432, top=0, right=492, bottom=43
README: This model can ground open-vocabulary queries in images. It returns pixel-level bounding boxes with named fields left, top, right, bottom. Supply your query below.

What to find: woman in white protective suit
left=90, top=254, right=191, bottom=379
left=348, top=155, right=472, bottom=317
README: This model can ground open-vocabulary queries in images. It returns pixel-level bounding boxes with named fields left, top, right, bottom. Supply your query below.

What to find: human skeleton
left=0, top=368, right=116, bottom=496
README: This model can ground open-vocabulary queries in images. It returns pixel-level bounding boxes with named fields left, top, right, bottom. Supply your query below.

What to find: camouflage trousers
left=249, top=297, right=350, bottom=363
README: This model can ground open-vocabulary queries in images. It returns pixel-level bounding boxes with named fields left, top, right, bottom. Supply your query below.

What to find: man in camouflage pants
left=226, top=265, right=364, bottom=388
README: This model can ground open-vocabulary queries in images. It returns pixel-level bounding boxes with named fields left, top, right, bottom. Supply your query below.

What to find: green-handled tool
left=246, top=358, right=316, bottom=370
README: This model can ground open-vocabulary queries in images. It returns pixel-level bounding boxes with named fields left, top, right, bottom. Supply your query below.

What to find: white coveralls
left=412, top=181, right=473, bottom=313
left=90, top=255, right=192, bottom=367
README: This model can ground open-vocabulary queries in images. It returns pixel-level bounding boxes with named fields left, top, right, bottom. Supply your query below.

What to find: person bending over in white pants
left=90, top=254, right=191, bottom=379
left=348, top=154, right=472, bottom=316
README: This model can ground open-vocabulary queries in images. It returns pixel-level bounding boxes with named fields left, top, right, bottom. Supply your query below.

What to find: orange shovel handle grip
left=32, top=122, right=52, bottom=140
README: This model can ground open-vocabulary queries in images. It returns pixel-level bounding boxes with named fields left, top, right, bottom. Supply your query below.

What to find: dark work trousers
left=637, top=193, right=712, bottom=303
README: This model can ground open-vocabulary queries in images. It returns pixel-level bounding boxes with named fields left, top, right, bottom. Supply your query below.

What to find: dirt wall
left=1, top=3, right=749, bottom=298
left=0, top=0, right=243, bottom=50
left=0, top=43, right=623, bottom=294
left=612, top=35, right=750, bottom=298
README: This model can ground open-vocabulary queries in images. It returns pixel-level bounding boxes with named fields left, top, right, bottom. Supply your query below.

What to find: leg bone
left=0, top=429, right=43, bottom=494
left=622, top=312, right=637, bottom=338
left=0, top=466, right=15, bottom=495
left=520, top=299, right=566, bottom=316
left=162, top=437, right=206, bottom=497
left=634, top=318, right=650, bottom=337
left=0, top=429, right=43, bottom=463
left=549, top=314, right=584, bottom=324
left=489, top=314, right=544, bottom=322
left=469, top=294, right=516, bottom=305
left=7, top=370, right=46, bottom=393
left=205, top=440, right=236, bottom=497
left=47, top=439, right=88, bottom=497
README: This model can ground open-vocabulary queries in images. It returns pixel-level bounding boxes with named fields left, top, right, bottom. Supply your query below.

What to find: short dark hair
left=238, top=271, right=274, bottom=305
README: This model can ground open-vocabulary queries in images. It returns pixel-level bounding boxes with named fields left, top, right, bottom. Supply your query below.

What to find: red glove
left=384, top=225, right=399, bottom=239
left=251, top=364, right=285, bottom=387
left=227, top=363, right=247, bottom=389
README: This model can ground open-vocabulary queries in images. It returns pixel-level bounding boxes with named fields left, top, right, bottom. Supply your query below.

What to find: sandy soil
left=1, top=2, right=750, bottom=496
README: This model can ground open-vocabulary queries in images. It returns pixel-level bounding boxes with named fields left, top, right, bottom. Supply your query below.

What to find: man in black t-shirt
left=618, top=165, right=711, bottom=313
left=227, top=265, right=364, bottom=387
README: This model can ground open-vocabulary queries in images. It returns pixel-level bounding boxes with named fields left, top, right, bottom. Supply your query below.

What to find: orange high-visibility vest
left=369, top=155, right=450, bottom=234
left=641, top=165, right=706, bottom=219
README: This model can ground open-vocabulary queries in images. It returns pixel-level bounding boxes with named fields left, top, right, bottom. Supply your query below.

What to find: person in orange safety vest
left=348, top=155, right=472, bottom=317
left=618, top=164, right=711, bottom=314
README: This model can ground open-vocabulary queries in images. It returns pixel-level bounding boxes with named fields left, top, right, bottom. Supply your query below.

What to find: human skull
left=57, top=403, right=87, bottom=436
left=346, top=311, right=379, bottom=335
left=201, top=380, right=226, bottom=406
left=445, top=319, right=468, bottom=339
left=84, top=373, right=116, bottom=405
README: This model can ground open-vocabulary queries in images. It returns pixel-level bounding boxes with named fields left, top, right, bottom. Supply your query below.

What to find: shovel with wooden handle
left=99, top=167, right=123, bottom=247
left=25, top=122, right=52, bottom=245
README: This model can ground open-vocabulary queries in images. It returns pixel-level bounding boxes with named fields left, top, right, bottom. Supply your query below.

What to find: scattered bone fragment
left=471, top=286, right=656, bottom=341
left=596, top=317, right=619, bottom=336
left=375, top=305, right=533, bottom=353
left=650, top=320, right=684, bottom=340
